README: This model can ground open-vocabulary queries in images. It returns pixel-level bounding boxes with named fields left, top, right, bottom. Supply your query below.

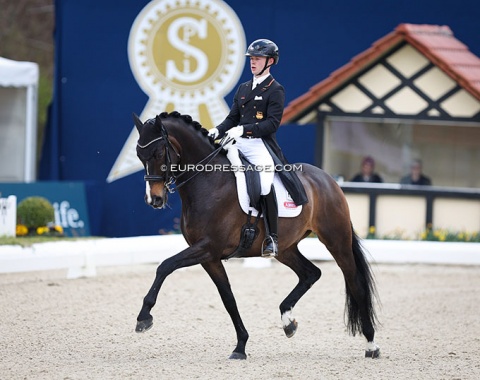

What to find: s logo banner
left=107, top=0, right=246, bottom=182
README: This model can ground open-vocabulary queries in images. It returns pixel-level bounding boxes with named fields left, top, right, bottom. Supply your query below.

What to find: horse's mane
left=158, top=111, right=218, bottom=148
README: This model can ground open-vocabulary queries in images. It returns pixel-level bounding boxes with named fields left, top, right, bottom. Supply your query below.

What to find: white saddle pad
left=226, top=145, right=302, bottom=218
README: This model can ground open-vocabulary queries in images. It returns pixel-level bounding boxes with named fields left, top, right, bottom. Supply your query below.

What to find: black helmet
left=245, top=39, right=279, bottom=65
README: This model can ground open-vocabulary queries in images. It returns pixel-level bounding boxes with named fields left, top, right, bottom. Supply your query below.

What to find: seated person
left=400, top=159, right=432, bottom=186
left=350, top=156, right=383, bottom=183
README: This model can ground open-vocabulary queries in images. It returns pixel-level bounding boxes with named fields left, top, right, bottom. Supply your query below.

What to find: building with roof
left=283, top=24, right=480, bottom=189
left=282, top=24, right=480, bottom=238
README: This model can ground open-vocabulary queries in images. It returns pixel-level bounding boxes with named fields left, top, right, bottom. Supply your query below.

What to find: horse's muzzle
left=145, top=181, right=167, bottom=209
left=147, top=195, right=166, bottom=209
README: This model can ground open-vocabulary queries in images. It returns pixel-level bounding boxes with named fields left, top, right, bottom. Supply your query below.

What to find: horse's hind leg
left=320, top=227, right=380, bottom=358
left=275, top=244, right=322, bottom=338
left=202, top=261, right=249, bottom=360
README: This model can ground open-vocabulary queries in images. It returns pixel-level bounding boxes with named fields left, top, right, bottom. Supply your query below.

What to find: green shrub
left=17, top=197, right=55, bottom=229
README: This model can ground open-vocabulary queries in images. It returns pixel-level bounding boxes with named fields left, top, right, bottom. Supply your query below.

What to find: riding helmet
left=245, top=39, right=279, bottom=65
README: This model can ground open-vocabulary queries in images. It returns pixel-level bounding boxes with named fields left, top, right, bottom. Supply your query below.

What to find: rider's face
left=250, top=56, right=271, bottom=76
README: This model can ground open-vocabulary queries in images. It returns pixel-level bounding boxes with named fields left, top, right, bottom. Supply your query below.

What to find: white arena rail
left=1, top=235, right=479, bottom=279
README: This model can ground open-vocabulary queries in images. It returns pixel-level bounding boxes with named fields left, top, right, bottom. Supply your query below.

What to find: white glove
left=208, top=127, right=219, bottom=139
left=226, top=125, right=244, bottom=140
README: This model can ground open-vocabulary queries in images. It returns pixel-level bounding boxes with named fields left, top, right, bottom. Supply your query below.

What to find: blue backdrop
left=40, top=0, right=480, bottom=237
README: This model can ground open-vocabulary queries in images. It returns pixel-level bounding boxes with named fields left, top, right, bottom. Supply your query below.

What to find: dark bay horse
left=134, top=111, right=380, bottom=359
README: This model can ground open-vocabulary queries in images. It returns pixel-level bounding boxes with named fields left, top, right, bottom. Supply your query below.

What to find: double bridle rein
left=137, top=125, right=232, bottom=194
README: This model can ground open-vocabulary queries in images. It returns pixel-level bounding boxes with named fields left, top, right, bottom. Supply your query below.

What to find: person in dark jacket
left=400, top=159, right=432, bottom=186
left=350, top=156, right=383, bottom=183
left=208, top=39, right=306, bottom=257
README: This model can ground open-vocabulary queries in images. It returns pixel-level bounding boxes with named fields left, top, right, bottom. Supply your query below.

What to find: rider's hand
left=226, top=125, right=244, bottom=140
left=208, top=128, right=219, bottom=140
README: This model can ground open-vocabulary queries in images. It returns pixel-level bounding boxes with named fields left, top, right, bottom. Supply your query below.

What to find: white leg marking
left=281, top=309, right=295, bottom=328
left=366, top=340, right=379, bottom=352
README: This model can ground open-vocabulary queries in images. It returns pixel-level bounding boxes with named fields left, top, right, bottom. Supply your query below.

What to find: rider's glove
left=208, top=128, right=219, bottom=140
left=226, top=125, right=244, bottom=140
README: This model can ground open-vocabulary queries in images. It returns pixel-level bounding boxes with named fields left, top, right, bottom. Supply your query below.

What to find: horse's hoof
left=135, top=317, right=153, bottom=333
left=283, top=319, right=298, bottom=338
left=229, top=352, right=247, bottom=360
left=365, top=348, right=380, bottom=358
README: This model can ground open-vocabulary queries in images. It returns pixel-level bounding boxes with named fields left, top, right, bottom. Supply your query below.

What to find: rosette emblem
left=108, top=0, right=246, bottom=182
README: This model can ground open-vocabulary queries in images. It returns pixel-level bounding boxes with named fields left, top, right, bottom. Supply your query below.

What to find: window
left=323, top=118, right=480, bottom=188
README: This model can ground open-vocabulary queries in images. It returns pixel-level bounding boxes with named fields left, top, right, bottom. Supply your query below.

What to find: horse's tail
left=344, top=226, right=378, bottom=336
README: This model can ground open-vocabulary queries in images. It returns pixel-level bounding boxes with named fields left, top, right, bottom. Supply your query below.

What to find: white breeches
left=235, top=137, right=274, bottom=195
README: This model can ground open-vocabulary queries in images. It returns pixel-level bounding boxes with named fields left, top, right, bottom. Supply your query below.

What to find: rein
left=172, top=135, right=232, bottom=191
left=138, top=126, right=233, bottom=194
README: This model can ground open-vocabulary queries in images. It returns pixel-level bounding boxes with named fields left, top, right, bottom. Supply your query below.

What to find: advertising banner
left=0, top=182, right=91, bottom=237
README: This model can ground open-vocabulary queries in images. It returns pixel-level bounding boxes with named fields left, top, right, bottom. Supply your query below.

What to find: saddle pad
left=226, top=145, right=302, bottom=218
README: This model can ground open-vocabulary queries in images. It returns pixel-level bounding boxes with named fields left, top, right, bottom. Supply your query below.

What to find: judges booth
left=282, top=24, right=480, bottom=238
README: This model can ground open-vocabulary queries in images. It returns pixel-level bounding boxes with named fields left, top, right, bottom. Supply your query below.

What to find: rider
left=208, top=38, right=286, bottom=258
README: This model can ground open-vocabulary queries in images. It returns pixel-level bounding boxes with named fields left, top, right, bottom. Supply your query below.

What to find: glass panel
left=324, top=119, right=480, bottom=188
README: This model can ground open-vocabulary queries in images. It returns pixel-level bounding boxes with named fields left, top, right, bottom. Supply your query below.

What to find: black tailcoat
left=216, top=76, right=308, bottom=205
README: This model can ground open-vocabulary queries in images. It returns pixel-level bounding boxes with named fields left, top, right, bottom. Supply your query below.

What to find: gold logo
left=108, top=0, right=246, bottom=182
left=256, top=111, right=264, bottom=120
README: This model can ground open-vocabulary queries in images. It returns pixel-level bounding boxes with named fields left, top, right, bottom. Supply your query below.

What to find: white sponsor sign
left=0, top=195, right=17, bottom=237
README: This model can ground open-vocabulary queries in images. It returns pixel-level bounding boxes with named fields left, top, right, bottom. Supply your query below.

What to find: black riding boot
left=261, top=186, right=278, bottom=257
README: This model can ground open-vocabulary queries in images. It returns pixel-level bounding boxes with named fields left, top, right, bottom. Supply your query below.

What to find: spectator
left=350, top=156, right=383, bottom=183
left=400, top=159, right=432, bottom=186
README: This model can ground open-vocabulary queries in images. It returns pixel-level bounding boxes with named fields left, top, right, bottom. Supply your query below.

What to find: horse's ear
left=132, top=113, right=143, bottom=133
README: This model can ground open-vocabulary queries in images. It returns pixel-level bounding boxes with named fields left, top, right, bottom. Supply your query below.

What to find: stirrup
left=261, top=235, right=278, bottom=258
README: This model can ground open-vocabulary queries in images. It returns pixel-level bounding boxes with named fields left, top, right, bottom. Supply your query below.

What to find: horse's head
left=134, top=113, right=179, bottom=209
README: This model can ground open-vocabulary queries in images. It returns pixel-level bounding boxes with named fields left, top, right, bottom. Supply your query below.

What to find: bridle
left=138, top=125, right=179, bottom=193
left=137, top=124, right=233, bottom=194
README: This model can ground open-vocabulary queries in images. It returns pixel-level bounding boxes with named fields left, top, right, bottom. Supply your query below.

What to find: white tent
left=0, top=57, right=39, bottom=183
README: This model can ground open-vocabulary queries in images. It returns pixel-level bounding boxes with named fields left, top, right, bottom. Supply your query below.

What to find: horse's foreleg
left=202, top=261, right=249, bottom=360
left=136, top=244, right=210, bottom=332
left=276, top=245, right=322, bottom=338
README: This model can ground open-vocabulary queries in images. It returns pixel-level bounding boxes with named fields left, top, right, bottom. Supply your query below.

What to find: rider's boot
left=261, top=186, right=278, bottom=258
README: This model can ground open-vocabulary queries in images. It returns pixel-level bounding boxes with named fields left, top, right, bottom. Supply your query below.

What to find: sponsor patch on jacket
left=256, top=111, right=264, bottom=119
